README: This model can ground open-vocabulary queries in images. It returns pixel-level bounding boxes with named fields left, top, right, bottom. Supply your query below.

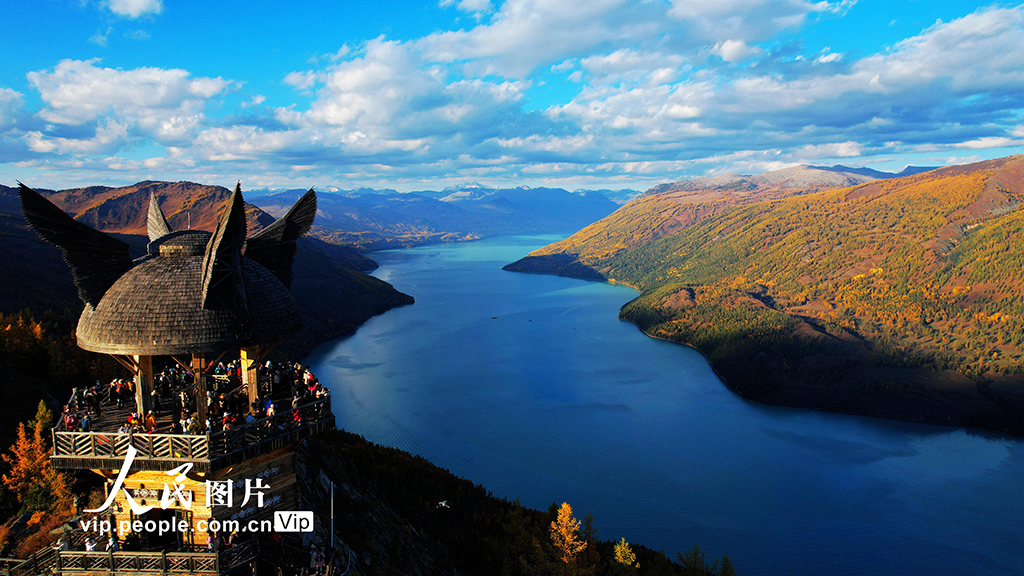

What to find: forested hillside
left=507, top=157, right=1024, bottom=435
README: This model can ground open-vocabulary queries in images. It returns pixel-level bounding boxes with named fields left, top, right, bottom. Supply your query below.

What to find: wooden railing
left=51, top=397, right=334, bottom=472
left=208, top=397, right=333, bottom=458
left=3, top=534, right=276, bottom=575
left=55, top=550, right=218, bottom=574
left=0, top=556, right=33, bottom=576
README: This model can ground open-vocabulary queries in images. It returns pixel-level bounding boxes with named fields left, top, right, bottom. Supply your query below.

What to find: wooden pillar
left=241, top=346, right=260, bottom=412
left=134, top=355, right=152, bottom=416
left=192, top=354, right=208, bottom=426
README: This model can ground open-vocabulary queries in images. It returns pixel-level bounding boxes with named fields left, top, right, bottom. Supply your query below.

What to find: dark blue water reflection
left=305, top=235, right=1024, bottom=576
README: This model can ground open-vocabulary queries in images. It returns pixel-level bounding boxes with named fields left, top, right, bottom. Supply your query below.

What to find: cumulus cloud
left=579, top=50, right=687, bottom=85
left=419, top=0, right=654, bottom=77
left=8, top=2, right=1024, bottom=188
left=540, top=4, right=1024, bottom=178
left=105, top=0, right=163, bottom=18
left=713, top=39, right=763, bottom=63
left=22, top=60, right=233, bottom=155
left=28, top=60, right=230, bottom=126
left=668, top=0, right=845, bottom=42
left=0, top=88, right=25, bottom=130
left=182, top=37, right=566, bottom=170
left=796, top=141, right=862, bottom=158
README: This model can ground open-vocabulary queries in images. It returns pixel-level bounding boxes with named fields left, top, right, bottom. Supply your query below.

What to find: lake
left=304, top=234, right=1024, bottom=576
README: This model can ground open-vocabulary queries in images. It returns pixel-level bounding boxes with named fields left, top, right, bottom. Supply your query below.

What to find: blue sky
left=2, top=0, right=1023, bottom=191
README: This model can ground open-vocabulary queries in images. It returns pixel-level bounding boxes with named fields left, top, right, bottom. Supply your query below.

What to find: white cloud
left=0, top=88, right=24, bottom=131
left=710, top=7, right=1024, bottom=120
left=668, top=0, right=843, bottom=41
left=665, top=104, right=701, bottom=119
left=10, top=1, right=1024, bottom=189
left=89, top=27, right=112, bottom=47
left=955, top=136, right=1021, bottom=150
left=551, top=59, right=577, bottom=73
left=713, top=39, right=763, bottom=63
left=193, top=126, right=305, bottom=161
left=440, top=0, right=492, bottom=13
left=284, top=71, right=318, bottom=91
left=419, top=0, right=641, bottom=77
left=22, top=60, right=233, bottom=155
left=187, top=37, right=551, bottom=167
left=105, top=0, right=163, bottom=18
left=579, top=50, right=687, bottom=85
left=815, top=51, right=841, bottom=63
left=27, top=118, right=130, bottom=154
left=27, top=60, right=231, bottom=125
left=796, top=141, right=862, bottom=158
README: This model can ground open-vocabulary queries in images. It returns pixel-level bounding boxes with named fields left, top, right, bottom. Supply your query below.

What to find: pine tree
left=678, top=543, right=719, bottom=576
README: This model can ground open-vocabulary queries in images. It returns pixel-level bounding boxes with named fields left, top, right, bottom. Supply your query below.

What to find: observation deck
left=50, top=396, right=334, bottom=473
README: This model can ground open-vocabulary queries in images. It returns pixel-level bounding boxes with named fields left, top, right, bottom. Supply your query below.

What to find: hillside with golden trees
left=507, top=156, right=1024, bottom=435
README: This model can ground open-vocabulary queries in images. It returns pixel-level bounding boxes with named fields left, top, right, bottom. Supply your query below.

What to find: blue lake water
left=305, top=234, right=1024, bottom=576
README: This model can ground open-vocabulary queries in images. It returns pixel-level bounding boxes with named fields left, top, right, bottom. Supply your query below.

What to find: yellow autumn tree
left=614, top=537, right=637, bottom=567
left=550, top=502, right=587, bottom=563
left=1, top=401, right=73, bottom=514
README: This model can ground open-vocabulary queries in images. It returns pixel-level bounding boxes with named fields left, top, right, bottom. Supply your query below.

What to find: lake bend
left=304, top=234, right=1024, bottom=576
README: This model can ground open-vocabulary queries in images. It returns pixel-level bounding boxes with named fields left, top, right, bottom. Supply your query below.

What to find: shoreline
left=619, top=314, right=1024, bottom=440
left=504, top=255, right=1024, bottom=439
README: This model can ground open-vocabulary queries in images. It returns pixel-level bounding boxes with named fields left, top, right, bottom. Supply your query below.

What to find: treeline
left=0, top=309, right=123, bottom=390
left=315, top=431, right=737, bottom=576
left=0, top=309, right=125, bottom=448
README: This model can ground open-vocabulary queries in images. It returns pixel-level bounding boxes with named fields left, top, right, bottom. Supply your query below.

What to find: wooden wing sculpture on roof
left=17, top=183, right=134, bottom=308
left=19, top=182, right=316, bottom=309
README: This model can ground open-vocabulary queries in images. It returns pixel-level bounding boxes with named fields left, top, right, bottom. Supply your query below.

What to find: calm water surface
left=305, top=235, right=1024, bottom=576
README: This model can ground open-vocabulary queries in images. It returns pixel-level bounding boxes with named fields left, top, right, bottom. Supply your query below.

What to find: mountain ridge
left=253, top=184, right=621, bottom=250
left=505, top=155, right=1024, bottom=436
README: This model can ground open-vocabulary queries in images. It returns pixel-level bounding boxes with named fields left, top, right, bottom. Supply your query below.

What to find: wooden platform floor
left=74, top=400, right=179, bottom=434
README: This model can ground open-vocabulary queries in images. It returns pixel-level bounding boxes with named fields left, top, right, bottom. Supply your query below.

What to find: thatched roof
left=19, top=183, right=317, bottom=355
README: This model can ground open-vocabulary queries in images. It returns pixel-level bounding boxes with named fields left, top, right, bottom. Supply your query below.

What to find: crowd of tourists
left=58, top=360, right=329, bottom=436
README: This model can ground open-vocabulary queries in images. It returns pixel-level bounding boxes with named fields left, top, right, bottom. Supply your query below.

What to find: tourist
left=84, top=537, right=96, bottom=552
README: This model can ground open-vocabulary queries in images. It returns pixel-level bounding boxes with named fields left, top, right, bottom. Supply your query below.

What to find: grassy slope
left=509, top=156, right=1024, bottom=435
